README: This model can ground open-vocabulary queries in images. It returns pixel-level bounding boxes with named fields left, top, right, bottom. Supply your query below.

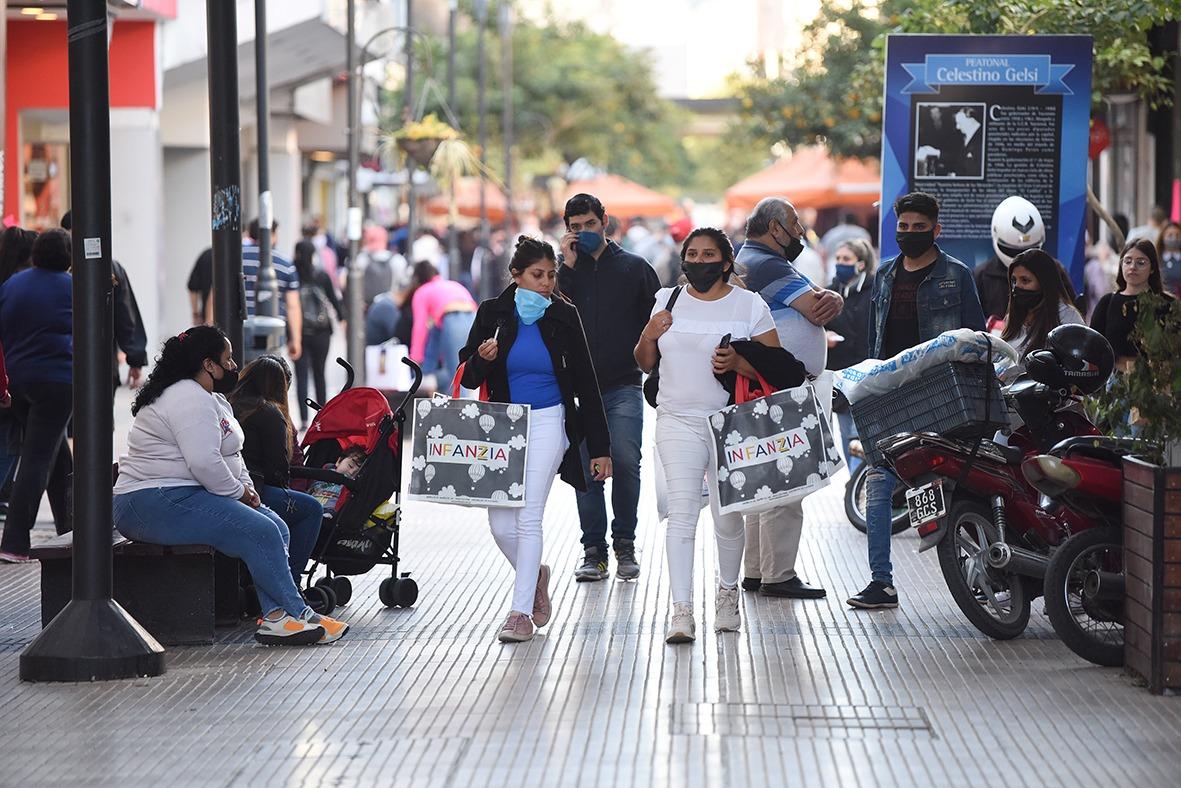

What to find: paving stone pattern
left=0, top=393, right=1178, bottom=786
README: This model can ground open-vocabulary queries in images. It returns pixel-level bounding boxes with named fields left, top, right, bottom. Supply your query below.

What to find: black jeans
left=295, top=331, right=332, bottom=425
left=1, top=382, right=73, bottom=554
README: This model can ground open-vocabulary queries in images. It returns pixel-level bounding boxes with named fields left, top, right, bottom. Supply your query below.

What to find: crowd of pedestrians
left=0, top=185, right=1175, bottom=650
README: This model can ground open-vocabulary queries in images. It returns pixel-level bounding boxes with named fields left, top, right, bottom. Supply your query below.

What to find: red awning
left=724, top=146, right=880, bottom=214
left=563, top=174, right=678, bottom=219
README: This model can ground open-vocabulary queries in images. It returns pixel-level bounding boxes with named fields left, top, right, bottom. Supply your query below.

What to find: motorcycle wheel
left=844, top=464, right=911, bottom=535
left=1044, top=527, right=1124, bottom=667
left=936, top=497, right=1031, bottom=640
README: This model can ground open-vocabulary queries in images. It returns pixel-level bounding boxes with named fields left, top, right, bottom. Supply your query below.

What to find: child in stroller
left=289, top=357, right=422, bottom=614
left=308, top=445, right=367, bottom=514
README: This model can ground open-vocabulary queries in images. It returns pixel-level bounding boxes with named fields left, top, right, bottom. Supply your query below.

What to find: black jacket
left=557, top=240, right=660, bottom=389
left=458, top=285, right=610, bottom=492
left=234, top=401, right=292, bottom=490
left=974, top=256, right=1010, bottom=322
left=715, top=341, right=807, bottom=404
left=825, top=271, right=875, bottom=371
left=113, top=259, right=148, bottom=370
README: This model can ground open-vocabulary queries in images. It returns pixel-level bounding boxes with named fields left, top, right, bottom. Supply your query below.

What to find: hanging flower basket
left=397, top=137, right=443, bottom=168
left=391, top=114, right=460, bottom=168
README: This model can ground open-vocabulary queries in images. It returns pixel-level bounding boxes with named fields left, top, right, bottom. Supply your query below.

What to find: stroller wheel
left=305, top=585, right=337, bottom=616
left=379, top=578, right=395, bottom=608
left=393, top=578, right=419, bottom=608
left=331, top=576, right=353, bottom=606
left=314, top=577, right=333, bottom=592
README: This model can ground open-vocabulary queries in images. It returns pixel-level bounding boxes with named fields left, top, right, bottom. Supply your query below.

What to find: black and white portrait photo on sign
left=408, top=397, right=531, bottom=508
left=914, top=102, right=986, bottom=180
left=707, top=383, right=844, bottom=516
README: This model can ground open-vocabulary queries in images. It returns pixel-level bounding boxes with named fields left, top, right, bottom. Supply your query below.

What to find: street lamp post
left=448, top=0, right=460, bottom=278
left=500, top=2, right=513, bottom=298
left=476, top=0, right=489, bottom=297
left=253, top=0, right=278, bottom=319
left=20, top=0, right=164, bottom=683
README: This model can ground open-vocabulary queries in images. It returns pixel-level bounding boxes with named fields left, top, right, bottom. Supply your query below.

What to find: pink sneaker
left=533, top=564, right=552, bottom=627
left=498, top=611, right=534, bottom=643
left=0, top=552, right=33, bottom=564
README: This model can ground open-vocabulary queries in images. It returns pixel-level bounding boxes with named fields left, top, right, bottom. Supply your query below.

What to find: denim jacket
left=867, top=246, right=986, bottom=359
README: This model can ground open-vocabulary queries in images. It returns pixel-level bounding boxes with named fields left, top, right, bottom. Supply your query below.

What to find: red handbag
left=450, top=361, right=490, bottom=402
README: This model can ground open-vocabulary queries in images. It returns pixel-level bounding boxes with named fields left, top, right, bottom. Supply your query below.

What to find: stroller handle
left=394, top=357, right=424, bottom=416
left=336, top=357, right=355, bottom=393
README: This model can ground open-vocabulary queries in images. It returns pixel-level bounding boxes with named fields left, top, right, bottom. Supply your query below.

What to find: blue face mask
left=835, top=264, right=858, bottom=283
left=577, top=231, right=604, bottom=254
left=514, top=286, right=552, bottom=326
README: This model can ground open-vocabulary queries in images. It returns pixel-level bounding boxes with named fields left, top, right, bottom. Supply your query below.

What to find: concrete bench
left=29, top=532, right=245, bottom=646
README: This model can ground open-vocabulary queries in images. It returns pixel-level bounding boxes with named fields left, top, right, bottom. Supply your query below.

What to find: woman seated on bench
left=112, top=326, right=349, bottom=646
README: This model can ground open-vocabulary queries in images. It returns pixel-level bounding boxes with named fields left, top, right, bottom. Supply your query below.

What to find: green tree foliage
left=734, top=0, right=1180, bottom=158
left=386, top=1, right=692, bottom=190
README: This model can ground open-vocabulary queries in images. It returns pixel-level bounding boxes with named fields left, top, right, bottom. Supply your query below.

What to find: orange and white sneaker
left=308, top=611, right=350, bottom=644
left=254, top=608, right=325, bottom=646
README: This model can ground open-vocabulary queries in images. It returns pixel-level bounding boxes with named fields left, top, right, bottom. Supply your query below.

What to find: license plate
left=905, top=480, right=946, bottom=529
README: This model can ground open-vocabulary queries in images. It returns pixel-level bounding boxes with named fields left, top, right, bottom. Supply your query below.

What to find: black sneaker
left=613, top=539, right=640, bottom=580
left=741, top=577, right=762, bottom=592
left=574, top=548, right=609, bottom=582
left=846, top=581, right=899, bottom=609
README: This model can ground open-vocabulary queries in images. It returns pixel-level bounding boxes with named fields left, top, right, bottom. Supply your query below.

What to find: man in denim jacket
left=846, top=191, right=986, bottom=610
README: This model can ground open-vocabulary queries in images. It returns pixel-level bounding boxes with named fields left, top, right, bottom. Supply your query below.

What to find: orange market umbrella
left=563, top=174, right=678, bottom=219
left=724, top=146, right=880, bottom=214
left=426, top=177, right=507, bottom=223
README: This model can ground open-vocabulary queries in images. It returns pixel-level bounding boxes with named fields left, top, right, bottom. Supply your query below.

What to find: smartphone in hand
left=719, top=333, right=732, bottom=348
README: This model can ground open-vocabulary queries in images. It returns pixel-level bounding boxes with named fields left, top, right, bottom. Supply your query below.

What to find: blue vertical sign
left=880, top=35, right=1093, bottom=286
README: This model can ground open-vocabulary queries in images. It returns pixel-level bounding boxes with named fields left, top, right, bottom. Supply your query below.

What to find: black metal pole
left=20, top=0, right=165, bottom=683
left=476, top=0, right=489, bottom=297
left=253, top=0, right=278, bottom=318
left=208, top=0, right=245, bottom=365
left=499, top=2, right=513, bottom=298
left=447, top=0, right=460, bottom=279
left=346, top=0, right=365, bottom=379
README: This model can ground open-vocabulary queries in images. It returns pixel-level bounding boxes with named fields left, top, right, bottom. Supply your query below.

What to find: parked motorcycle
left=878, top=326, right=1117, bottom=641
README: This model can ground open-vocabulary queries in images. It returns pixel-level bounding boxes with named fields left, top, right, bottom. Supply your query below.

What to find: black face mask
left=896, top=230, right=936, bottom=259
left=682, top=262, right=727, bottom=293
left=774, top=223, right=804, bottom=262
left=1010, top=288, right=1044, bottom=311
left=210, top=364, right=239, bottom=395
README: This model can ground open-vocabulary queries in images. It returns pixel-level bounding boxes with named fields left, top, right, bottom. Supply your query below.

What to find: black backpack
left=361, top=250, right=395, bottom=307
left=300, top=283, right=333, bottom=334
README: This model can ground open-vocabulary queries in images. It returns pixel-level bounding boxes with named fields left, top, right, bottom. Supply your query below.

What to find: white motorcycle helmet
left=991, top=196, right=1046, bottom=267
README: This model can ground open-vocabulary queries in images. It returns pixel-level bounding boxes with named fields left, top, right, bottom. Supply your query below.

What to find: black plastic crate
left=850, top=361, right=1007, bottom=466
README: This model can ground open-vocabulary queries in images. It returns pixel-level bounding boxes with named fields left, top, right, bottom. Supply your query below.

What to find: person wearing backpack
left=344, top=225, right=408, bottom=321
left=292, top=241, right=340, bottom=429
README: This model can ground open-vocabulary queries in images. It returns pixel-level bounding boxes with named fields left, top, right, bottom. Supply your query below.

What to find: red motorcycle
left=877, top=325, right=1124, bottom=641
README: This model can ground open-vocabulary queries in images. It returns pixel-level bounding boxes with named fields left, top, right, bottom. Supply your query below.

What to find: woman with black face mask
left=111, top=325, right=350, bottom=646
left=1001, top=248, right=1083, bottom=359
left=634, top=227, right=782, bottom=644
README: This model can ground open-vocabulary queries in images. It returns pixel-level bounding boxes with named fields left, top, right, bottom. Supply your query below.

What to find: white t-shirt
left=653, top=285, right=776, bottom=416
left=113, top=379, right=252, bottom=498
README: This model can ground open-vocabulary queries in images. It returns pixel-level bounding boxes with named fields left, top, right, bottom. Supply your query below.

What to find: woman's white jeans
left=488, top=404, right=569, bottom=615
left=656, top=409, right=745, bottom=604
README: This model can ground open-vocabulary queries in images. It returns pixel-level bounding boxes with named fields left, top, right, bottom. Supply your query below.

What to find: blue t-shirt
left=506, top=321, right=562, bottom=409
left=242, top=241, right=300, bottom=317
left=0, top=267, right=73, bottom=387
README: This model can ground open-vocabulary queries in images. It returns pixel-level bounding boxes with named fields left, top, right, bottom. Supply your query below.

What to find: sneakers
left=498, top=611, right=535, bottom=643
left=574, top=548, right=609, bottom=582
left=308, top=611, right=350, bottom=643
left=715, top=584, right=741, bottom=632
left=254, top=608, right=327, bottom=646
left=665, top=602, right=696, bottom=644
left=614, top=540, right=640, bottom=580
left=0, top=551, right=33, bottom=564
left=533, top=564, right=552, bottom=628
left=847, top=581, right=900, bottom=609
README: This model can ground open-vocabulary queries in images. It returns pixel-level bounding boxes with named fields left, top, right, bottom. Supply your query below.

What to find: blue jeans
left=837, top=410, right=863, bottom=475
left=259, top=484, right=324, bottom=584
left=112, top=486, right=308, bottom=618
left=865, top=466, right=898, bottom=585
left=577, top=384, right=644, bottom=554
left=422, top=311, right=476, bottom=391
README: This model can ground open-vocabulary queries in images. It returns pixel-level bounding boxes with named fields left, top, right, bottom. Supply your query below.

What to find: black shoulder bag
left=642, top=286, right=684, bottom=408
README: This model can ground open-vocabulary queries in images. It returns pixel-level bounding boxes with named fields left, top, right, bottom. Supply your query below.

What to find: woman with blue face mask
left=824, top=238, right=878, bottom=473
left=457, top=236, right=612, bottom=643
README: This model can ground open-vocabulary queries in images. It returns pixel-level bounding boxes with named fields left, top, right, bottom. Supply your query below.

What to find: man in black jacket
left=558, top=193, right=660, bottom=582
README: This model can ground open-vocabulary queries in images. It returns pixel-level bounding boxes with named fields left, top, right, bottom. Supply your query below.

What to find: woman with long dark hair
left=111, top=326, right=348, bottom=645
left=457, top=236, right=611, bottom=643
left=229, top=354, right=323, bottom=584
left=291, top=240, right=339, bottom=428
left=1090, top=238, right=1172, bottom=372
left=1001, top=248, right=1084, bottom=359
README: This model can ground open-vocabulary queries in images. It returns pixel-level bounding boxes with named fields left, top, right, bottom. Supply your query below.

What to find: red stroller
left=290, top=357, right=422, bottom=614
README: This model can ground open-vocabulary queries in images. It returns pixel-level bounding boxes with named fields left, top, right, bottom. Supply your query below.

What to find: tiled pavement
left=0, top=390, right=1179, bottom=786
